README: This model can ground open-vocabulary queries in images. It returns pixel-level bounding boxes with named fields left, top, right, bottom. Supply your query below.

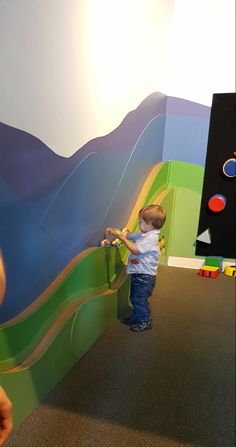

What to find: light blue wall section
left=163, top=115, right=210, bottom=166
left=163, top=96, right=210, bottom=166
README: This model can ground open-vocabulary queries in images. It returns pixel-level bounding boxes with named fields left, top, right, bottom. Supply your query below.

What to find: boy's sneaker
left=130, top=320, right=152, bottom=332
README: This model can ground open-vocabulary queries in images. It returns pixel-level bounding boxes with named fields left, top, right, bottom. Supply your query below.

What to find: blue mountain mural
left=0, top=93, right=210, bottom=322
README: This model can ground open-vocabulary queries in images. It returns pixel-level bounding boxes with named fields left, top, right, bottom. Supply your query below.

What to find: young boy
left=106, top=204, right=166, bottom=332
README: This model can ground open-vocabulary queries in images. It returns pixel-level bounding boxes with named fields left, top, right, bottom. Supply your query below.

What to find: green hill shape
left=0, top=160, right=204, bottom=427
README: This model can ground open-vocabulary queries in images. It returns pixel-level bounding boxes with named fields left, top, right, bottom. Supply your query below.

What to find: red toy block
left=198, top=266, right=220, bottom=278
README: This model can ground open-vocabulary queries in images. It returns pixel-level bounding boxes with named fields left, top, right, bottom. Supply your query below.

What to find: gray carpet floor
left=5, top=266, right=235, bottom=447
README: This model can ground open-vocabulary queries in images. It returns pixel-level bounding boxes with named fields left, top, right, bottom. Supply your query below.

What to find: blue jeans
left=130, top=274, right=156, bottom=324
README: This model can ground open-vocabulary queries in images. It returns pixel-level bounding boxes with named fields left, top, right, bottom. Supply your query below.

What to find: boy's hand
left=105, top=228, right=139, bottom=254
left=105, top=228, right=122, bottom=238
left=105, top=227, right=116, bottom=236
left=121, top=228, right=129, bottom=238
left=0, top=386, right=13, bottom=446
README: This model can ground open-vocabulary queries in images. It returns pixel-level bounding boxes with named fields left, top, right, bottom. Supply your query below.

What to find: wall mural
left=0, top=93, right=210, bottom=322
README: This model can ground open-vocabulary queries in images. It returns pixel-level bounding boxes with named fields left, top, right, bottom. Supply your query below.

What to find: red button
left=208, top=194, right=226, bottom=212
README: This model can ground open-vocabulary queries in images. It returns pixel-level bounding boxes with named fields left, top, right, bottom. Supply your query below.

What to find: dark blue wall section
left=0, top=93, right=167, bottom=199
left=91, top=115, right=166, bottom=233
left=41, top=151, right=131, bottom=251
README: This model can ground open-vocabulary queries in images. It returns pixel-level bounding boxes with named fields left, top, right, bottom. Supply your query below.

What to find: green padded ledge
left=0, top=271, right=130, bottom=427
left=0, top=247, right=123, bottom=370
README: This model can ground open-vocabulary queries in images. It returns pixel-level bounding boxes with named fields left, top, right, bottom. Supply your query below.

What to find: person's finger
left=0, top=407, right=13, bottom=445
left=0, top=251, right=6, bottom=305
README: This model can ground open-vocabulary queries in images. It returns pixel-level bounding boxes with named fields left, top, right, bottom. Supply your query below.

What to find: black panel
left=196, top=93, right=236, bottom=259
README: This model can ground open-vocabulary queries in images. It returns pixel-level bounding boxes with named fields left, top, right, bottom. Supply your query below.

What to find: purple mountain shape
left=0, top=92, right=167, bottom=199
left=166, top=96, right=210, bottom=118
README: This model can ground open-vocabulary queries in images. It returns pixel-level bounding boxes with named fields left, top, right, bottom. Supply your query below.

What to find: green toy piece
left=204, top=256, right=223, bottom=271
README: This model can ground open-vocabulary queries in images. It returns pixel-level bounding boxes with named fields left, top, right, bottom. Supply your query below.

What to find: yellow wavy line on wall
left=125, top=162, right=166, bottom=230
left=152, top=188, right=170, bottom=205
left=0, top=248, right=95, bottom=327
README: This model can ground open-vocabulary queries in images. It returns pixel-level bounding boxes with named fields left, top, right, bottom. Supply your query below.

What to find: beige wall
left=0, top=0, right=174, bottom=156
left=165, top=0, right=235, bottom=105
left=0, top=0, right=234, bottom=157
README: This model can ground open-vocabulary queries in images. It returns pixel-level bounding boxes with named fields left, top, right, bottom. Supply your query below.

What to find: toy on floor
left=204, top=256, right=223, bottom=271
left=198, top=256, right=223, bottom=278
left=223, top=265, right=236, bottom=277
left=198, top=265, right=220, bottom=278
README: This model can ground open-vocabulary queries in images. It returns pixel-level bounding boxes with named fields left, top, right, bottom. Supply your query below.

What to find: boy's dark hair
left=139, top=204, right=166, bottom=229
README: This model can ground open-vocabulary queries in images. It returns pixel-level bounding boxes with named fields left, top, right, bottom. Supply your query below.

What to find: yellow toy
left=158, top=236, right=165, bottom=254
left=111, top=238, right=123, bottom=248
left=108, top=227, right=129, bottom=238
left=223, top=265, right=236, bottom=277
left=99, top=239, right=111, bottom=247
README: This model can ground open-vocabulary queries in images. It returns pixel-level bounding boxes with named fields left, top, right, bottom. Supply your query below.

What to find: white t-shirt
left=126, top=230, right=160, bottom=276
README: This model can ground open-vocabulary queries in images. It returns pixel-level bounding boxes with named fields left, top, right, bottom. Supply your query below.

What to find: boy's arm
left=118, top=235, right=140, bottom=254
left=105, top=227, right=121, bottom=237
left=105, top=228, right=140, bottom=254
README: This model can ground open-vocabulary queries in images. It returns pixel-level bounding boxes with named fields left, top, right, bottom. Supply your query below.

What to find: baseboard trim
left=167, top=256, right=235, bottom=270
